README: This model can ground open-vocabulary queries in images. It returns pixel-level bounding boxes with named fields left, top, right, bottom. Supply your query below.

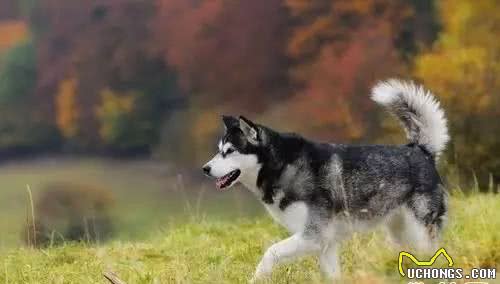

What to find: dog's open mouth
left=215, top=169, right=241, bottom=190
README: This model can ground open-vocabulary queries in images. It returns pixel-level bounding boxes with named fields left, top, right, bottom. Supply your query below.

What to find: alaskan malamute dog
left=203, top=79, right=449, bottom=281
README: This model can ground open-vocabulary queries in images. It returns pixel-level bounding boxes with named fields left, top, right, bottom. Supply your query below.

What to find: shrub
left=24, top=182, right=115, bottom=247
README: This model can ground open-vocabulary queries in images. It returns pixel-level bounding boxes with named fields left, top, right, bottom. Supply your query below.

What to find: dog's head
left=202, top=115, right=265, bottom=190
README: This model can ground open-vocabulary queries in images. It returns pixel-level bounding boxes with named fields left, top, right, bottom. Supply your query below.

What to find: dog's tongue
left=216, top=175, right=229, bottom=189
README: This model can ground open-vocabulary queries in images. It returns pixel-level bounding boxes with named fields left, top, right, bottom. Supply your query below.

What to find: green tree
left=0, top=39, right=60, bottom=151
left=0, top=39, right=36, bottom=103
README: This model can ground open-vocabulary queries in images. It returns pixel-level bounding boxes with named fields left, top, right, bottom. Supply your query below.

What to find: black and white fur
left=203, top=79, right=449, bottom=281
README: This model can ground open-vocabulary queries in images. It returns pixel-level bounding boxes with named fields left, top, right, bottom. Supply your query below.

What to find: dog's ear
left=239, top=116, right=259, bottom=144
left=222, top=115, right=238, bottom=130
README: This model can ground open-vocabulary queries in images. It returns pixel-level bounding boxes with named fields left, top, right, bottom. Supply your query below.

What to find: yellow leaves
left=0, top=20, right=28, bottom=52
left=437, top=0, right=470, bottom=45
left=417, top=50, right=490, bottom=114
left=415, top=0, right=500, bottom=116
left=56, top=78, right=79, bottom=138
left=414, top=0, right=500, bottom=183
left=438, top=0, right=500, bottom=48
left=97, top=89, right=135, bottom=116
left=417, top=47, right=486, bottom=87
left=95, top=88, right=136, bottom=143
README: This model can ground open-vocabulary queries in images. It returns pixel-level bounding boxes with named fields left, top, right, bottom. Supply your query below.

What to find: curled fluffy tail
left=371, top=79, right=449, bottom=158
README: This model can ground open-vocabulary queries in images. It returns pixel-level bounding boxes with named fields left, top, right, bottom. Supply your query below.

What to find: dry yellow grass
left=1, top=193, right=500, bottom=283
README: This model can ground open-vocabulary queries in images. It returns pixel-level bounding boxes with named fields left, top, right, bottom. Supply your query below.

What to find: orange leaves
left=56, top=78, right=79, bottom=138
left=286, top=0, right=319, bottom=17
left=282, top=0, right=411, bottom=141
left=0, top=20, right=28, bottom=51
left=287, top=15, right=332, bottom=59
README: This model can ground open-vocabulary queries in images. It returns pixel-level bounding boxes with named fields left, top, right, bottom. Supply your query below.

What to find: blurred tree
left=153, top=0, right=290, bottom=111
left=0, top=20, right=28, bottom=51
left=0, top=0, right=19, bottom=20
left=56, top=77, right=79, bottom=139
left=398, top=0, right=440, bottom=59
left=0, top=39, right=35, bottom=102
left=96, top=88, right=162, bottom=153
left=274, top=24, right=404, bottom=141
left=0, top=39, right=60, bottom=153
left=272, top=0, right=425, bottom=141
left=96, top=89, right=135, bottom=146
left=0, top=104, right=60, bottom=154
left=30, top=0, right=181, bottom=153
left=415, top=0, right=500, bottom=187
left=153, top=0, right=291, bottom=163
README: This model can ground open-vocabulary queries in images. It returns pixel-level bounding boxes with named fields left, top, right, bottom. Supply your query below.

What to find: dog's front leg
left=319, top=242, right=341, bottom=279
left=251, top=233, right=320, bottom=281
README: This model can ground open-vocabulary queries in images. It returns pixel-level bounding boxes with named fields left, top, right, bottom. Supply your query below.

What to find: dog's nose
left=202, top=165, right=211, bottom=176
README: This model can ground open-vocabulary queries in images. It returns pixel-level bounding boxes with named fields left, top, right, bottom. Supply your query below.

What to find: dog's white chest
left=264, top=201, right=308, bottom=234
left=240, top=179, right=309, bottom=234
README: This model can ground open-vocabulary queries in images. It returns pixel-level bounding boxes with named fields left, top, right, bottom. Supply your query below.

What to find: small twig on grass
left=103, top=271, right=127, bottom=284
left=27, top=184, right=36, bottom=247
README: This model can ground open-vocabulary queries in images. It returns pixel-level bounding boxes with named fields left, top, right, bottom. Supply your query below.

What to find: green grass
left=2, top=193, right=500, bottom=283
left=0, top=158, right=263, bottom=250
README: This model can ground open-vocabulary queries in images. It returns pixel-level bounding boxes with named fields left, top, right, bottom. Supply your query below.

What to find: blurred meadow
left=0, top=0, right=500, bottom=283
left=0, top=158, right=263, bottom=251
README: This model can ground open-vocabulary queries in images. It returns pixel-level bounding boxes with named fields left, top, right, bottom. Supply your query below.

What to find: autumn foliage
left=414, top=0, right=500, bottom=185
left=0, top=0, right=498, bottom=186
left=0, top=20, right=28, bottom=51
left=153, top=0, right=290, bottom=110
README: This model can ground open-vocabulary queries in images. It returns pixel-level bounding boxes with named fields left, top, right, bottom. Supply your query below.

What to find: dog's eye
left=225, top=148, right=234, bottom=155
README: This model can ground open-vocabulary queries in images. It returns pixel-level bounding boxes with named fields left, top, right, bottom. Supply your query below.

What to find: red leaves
left=153, top=0, right=290, bottom=111
left=281, top=0, right=410, bottom=141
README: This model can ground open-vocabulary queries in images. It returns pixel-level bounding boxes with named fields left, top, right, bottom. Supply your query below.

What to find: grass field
left=1, top=192, right=499, bottom=283
left=0, top=158, right=263, bottom=251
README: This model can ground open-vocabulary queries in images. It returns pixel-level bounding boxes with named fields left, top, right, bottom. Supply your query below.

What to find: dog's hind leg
left=252, top=233, right=320, bottom=281
left=407, top=189, right=447, bottom=253
left=386, top=207, right=436, bottom=252
left=387, top=188, right=447, bottom=253
left=406, top=208, right=439, bottom=253
left=387, top=208, right=431, bottom=252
